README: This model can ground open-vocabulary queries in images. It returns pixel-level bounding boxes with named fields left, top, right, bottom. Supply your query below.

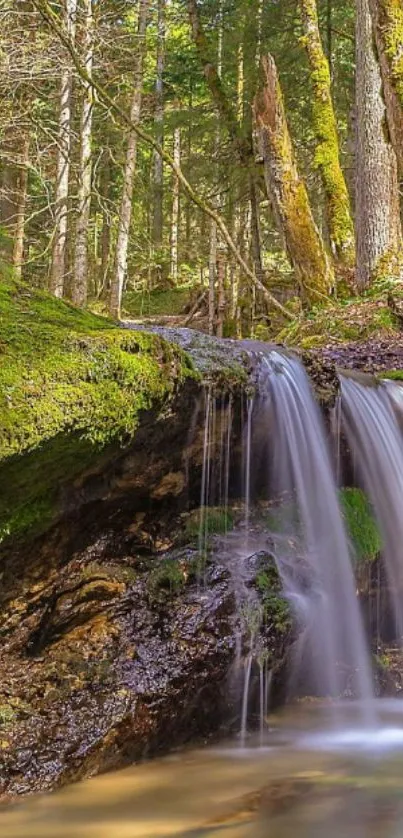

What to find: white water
left=341, top=374, right=403, bottom=639
left=253, top=350, right=374, bottom=712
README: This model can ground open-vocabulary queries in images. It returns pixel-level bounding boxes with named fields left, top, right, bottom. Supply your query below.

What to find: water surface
left=3, top=702, right=403, bottom=838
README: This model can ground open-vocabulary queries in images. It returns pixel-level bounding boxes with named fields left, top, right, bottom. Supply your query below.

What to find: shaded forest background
left=1, top=0, right=403, bottom=343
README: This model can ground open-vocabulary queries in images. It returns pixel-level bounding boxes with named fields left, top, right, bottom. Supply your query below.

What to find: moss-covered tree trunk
left=369, top=0, right=403, bottom=108
left=298, top=0, right=355, bottom=265
left=356, top=0, right=402, bottom=290
left=369, top=0, right=403, bottom=173
left=254, top=55, right=334, bottom=305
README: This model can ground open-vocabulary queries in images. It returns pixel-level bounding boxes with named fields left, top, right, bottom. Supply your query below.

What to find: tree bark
left=254, top=55, right=334, bottom=304
left=50, top=0, right=77, bottom=298
left=368, top=0, right=403, bottom=110
left=355, top=0, right=402, bottom=290
left=13, top=134, right=30, bottom=278
left=170, top=125, right=181, bottom=283
left=369, top=0, right=403, bottom=174
left=298, top=0, right=355, bottom=264
left=152, top=0, right=165, bottom=274
left=208, top=218, right=217, bottom=335
left=110, top=0, right=149, bottom=319
left=72, top=0, right=94, bottom=307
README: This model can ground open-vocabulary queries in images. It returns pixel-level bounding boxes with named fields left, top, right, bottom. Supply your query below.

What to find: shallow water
left=4, top=702, right=403, bottom=838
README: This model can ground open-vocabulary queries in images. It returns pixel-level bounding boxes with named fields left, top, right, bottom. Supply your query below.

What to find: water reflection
left=3, top=702, right=403, bottom=838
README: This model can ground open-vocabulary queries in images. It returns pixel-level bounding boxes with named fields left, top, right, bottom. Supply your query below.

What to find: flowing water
left=341, top=374, right=403, bottom=638
left=237, top=348, right=374, bottom=713
left=4, top=703, right=403, bottom=838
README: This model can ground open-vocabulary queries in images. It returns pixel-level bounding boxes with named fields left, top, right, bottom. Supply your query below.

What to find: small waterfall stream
left=189, top=340, right=403, bottom=743
left=341, top=375, right=403, bottom=639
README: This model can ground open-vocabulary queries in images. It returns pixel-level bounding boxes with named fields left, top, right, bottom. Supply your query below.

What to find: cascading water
left=341, top=374, right=403, bottom=639
left=251, top=349, right=374, bottom=710
left=202, top=346, right=376, bottom=739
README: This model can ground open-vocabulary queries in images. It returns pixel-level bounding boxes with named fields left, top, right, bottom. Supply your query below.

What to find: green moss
left=255, top=556, right=291, bottom=634
left=339, top=488, right=381, bottom=562
left=0, top=278, right=196, bottom=543
left=185, top=506, right=234, bottom=539
left=379, top=0, right=403, bottom=106
left=380, top=370, right=403, bottom=381
left=148, top=558, right=186, bottom=597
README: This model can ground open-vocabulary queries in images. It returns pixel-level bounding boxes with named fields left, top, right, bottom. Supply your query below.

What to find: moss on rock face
left=340, top=487, right=381, bottom=562
left=0, top=279, right=196, bottom=543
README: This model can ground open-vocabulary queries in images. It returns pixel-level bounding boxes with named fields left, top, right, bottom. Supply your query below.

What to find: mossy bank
left=0, top=279, right=195, bottom=544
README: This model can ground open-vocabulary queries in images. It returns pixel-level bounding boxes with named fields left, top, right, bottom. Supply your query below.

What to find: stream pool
left=3, top=701, right=403, bottom=837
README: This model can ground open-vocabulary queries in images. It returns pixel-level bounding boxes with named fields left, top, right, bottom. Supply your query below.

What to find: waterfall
left=252, top=350, right=374, bottom=709
left=341, top=374, right=403, bottom=640
left=197, top=346, right=379, bottom=738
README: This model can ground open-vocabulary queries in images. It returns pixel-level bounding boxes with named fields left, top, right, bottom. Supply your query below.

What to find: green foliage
left=339, top=487, right=382, bottom=562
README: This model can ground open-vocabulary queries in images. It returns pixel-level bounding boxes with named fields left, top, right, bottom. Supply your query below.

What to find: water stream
left=4, top=702, right=403, bottom=838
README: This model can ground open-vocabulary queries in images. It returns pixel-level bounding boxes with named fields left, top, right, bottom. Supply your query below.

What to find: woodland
left=1, top=0, right=403, bottom=343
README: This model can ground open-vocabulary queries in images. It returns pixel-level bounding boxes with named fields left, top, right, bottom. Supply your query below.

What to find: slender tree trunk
left=110, top=0, right=149, bottom=319
left=369, top=0, right=403, bottom=173
left=50, top=0, right=77, bottom=297
left=298, top=0, right=355, bottom=264
left=152, top=0, right=165, bottom=277
left=100, top=150, right=111, bottom=295
left=170, top=125, right=181, bottom=283
left=355, top=0, right=402, bottom=290
left=216, top=248, right=225, bottom=337
left=255, top=55, right=334, bottom=304
left=208, top=0, right=223, bottom=334
left=327, top=0, right=333, bottom=76
left=72, top=0, right=94, bottom=307
left=208, top=218, right=217, bottom=335
left=13, top=134, right=30, bottom=278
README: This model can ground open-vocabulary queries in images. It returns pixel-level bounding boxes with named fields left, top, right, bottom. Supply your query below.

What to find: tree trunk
left=152, top=0, right=165, bottom=275
left=368, top=0, right=403, bottom=109
left=216, top=248, right=226, bottom=337
left=72, top=0, right=94, bottom=307
left=170, top=125, right=181, bottom=283
left=298, top=0, right=355, bottom=264
left=208, top=218, right=217, bottom=335
left=50, top=0, right=77, bottom=298
left=110, top=0, right=149, bottom=319
left=100, top=150, right=112, bottom=295
left=13, top=134, right=30, bottom=278
left=368, top=0, right=403, bottom=174
left=355, top=0, right=402, bottom=290
left=254, top=55, right=334, bottom=304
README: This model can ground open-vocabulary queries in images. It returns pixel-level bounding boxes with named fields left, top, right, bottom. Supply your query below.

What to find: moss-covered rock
left=0, top=279, right=196, bottom=544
